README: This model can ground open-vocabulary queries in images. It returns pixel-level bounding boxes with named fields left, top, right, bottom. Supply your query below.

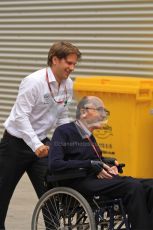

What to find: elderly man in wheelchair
left=32, top=96, right=153, bottom=230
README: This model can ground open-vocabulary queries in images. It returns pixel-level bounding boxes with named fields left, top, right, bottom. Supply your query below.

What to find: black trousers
left=65, top=174, right=153, bottom=230
left=0, top=131, right=49, bottom=229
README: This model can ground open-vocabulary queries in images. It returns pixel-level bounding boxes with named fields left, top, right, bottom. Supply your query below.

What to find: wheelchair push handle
left=117, top=163, right=125, bottom=174
left=103, top=157, right=125, bottom=174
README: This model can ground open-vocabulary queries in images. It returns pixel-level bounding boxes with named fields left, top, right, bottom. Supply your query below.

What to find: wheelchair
left=31, top=168, right=131, bottom=230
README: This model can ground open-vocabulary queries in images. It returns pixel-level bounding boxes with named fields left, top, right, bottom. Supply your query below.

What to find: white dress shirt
left=4, top=67, right=73, bottom=152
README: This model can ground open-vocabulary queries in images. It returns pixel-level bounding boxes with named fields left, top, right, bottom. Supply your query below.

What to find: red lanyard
left=85, top=135, right=102, bottom=161
left=46, top=68, right=68, bottom=105
left=76, top=120, right=102, bottom=161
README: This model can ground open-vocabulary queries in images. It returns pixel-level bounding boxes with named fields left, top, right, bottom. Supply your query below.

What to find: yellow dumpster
left=74, top=76, right=153, bottom=178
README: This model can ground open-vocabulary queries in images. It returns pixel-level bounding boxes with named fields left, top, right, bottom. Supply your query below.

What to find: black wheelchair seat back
left=46, top=168, right=87, bottom=183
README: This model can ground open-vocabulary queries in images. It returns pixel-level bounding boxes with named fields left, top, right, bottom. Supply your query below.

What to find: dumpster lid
left=74, top=76, right=153, bottom=101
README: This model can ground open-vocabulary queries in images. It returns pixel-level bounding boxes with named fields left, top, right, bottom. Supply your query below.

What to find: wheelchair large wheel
left=31, top=187, right=96, bottom=230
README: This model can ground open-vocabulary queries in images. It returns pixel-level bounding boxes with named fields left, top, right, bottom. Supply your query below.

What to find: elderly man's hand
left=97, top=163, right=118, bottom=179
left=35, top=145, right=49, bottom=158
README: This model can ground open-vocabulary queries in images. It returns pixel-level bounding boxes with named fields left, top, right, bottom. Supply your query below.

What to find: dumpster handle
left=136, top=89, right=152, bottom=101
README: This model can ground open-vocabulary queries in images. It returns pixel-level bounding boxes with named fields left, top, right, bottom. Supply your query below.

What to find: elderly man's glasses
left=84, top=107, right=110, bottom=117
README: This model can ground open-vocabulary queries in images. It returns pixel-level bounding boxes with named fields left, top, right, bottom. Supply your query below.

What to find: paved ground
left=6, top=173, right=38, bottom=230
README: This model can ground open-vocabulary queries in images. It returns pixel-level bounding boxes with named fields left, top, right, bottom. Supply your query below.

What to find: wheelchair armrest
left=46, top=168, right=87, bottom=183
left=103, top=157, right=116, bottom=165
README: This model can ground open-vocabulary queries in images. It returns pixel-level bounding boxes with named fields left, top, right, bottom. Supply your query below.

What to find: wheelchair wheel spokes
left=31, top=187, right=96, bottom=230
left=76, top=210, right=90, bottom=230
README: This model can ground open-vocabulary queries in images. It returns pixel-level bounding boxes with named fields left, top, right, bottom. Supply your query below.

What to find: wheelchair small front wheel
left=31, top=187, right=96, bottom=230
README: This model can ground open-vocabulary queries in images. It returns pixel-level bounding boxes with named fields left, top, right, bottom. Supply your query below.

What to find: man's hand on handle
left=97, top=163, right=119, bottom=179
left=35, top=145, right=49, bottom=158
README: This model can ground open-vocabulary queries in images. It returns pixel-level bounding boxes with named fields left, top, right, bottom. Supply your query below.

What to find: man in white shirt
left=0, top=41, right=81, bottom=230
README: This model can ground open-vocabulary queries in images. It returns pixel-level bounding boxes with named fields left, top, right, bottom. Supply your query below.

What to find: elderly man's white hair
left=76, top=96, right=104, bottom=119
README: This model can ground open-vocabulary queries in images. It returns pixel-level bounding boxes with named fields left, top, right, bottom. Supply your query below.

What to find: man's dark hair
left=47, top=41, right=81, bottom=66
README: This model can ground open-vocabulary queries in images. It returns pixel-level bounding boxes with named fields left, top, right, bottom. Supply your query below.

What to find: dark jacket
left=48, top=121, right=104, bottom=172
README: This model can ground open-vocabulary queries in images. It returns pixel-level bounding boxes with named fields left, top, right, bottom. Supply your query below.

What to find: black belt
left=3, top=130, right=22, bottom=140
left=3, top=130, right=49, bottom=144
